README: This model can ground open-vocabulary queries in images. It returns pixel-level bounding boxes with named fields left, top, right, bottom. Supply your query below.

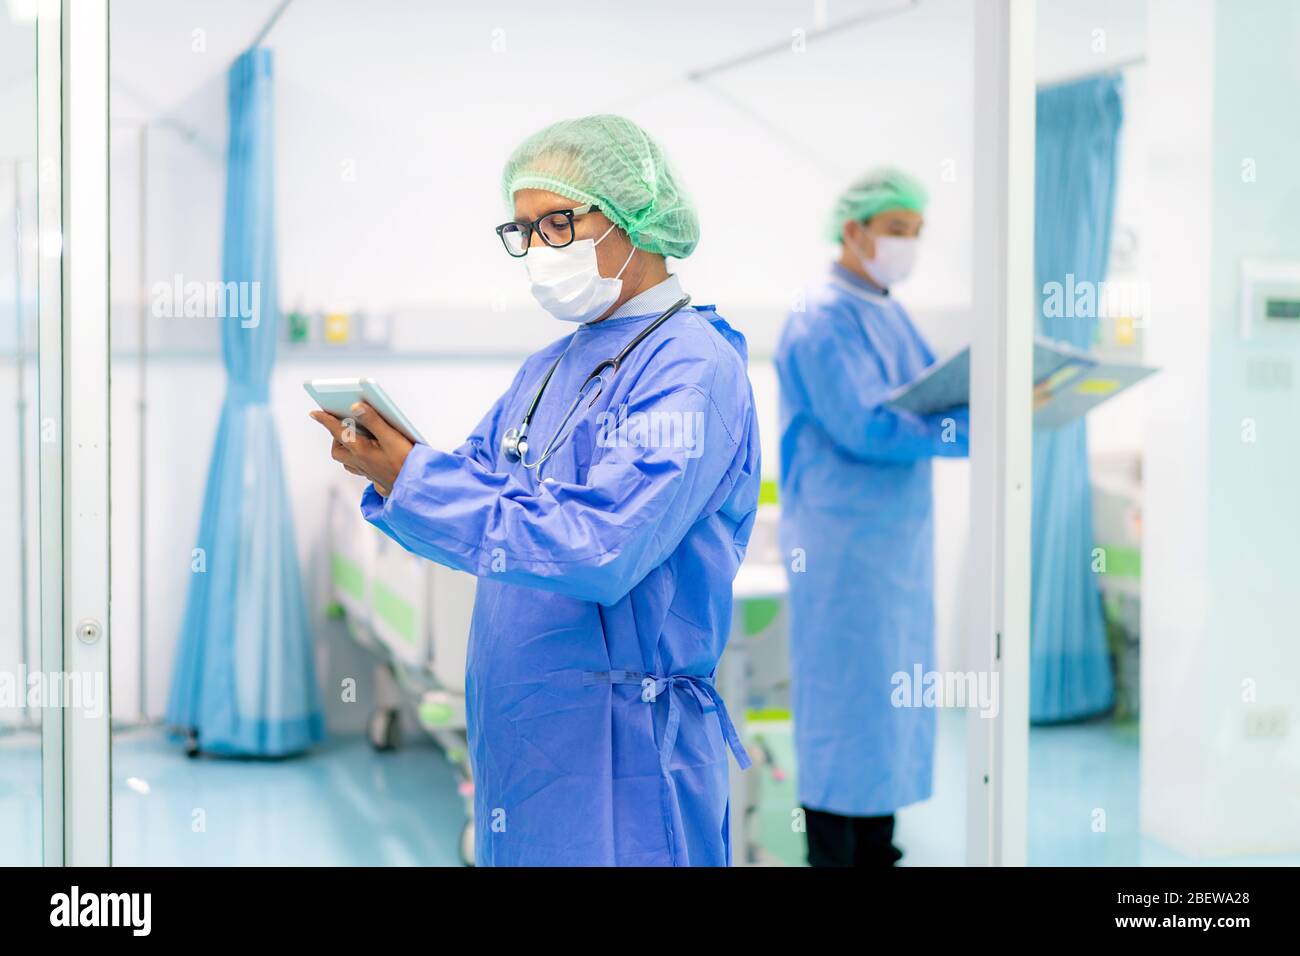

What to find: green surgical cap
left=825, top=167, right=929, bottom=243
left=502, top=114, right=700, bottom=259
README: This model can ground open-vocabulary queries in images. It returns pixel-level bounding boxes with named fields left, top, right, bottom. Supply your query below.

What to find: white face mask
left=857, top=234, right=919, bottom=289
left=525, top=223, right=635, bottom=323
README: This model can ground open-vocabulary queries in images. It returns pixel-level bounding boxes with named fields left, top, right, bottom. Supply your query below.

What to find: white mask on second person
left=858, top=234, right=919, bottom=289
left=525, top=222, right=635, bottom=323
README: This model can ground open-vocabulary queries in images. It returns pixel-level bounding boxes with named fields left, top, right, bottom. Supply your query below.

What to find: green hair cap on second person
left=826, top=167, right=929, bottom=244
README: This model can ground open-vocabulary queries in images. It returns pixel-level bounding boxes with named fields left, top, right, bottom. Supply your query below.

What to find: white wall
left=0, top=12, right=36, bottom=157
left=1200, top=0, right=1300, bottom=854
left=265, top=0, right=975, bottom=340
left=1142, top=0, right=1300, bottom=857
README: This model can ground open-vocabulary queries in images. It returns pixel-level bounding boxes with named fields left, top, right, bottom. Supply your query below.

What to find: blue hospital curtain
left=1030, top=76, right=1123, bottom=723
left=166, top=48, right=325, bottom=755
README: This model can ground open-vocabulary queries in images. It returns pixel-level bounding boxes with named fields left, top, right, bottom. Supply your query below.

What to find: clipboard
left=886, top=336, right=1156, bottom=428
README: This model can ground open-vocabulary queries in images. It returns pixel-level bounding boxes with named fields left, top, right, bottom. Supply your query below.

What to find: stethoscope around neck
left=501, top=294, right=691, bottom=470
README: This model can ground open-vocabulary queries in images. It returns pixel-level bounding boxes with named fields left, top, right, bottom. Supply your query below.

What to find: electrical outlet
left=1246, top=357, right=1293, bottom=391
left=1244, top=707, right=1289, bottom=740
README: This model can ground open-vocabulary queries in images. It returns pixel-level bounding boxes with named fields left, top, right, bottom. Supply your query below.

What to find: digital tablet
left=304, top=377, right=428, bottom=445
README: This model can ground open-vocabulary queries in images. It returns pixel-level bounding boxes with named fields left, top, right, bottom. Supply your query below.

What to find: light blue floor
left=4, top=713, right=1299, bottom=866
left=0, top=725, right=465, bottom=865
left=745, top=711, right=1300, bottom=867
left=0, top=731, right=43, bottom=865
left=1021, top=719, right=1298, bottom=867
left=109, top=726, right=466, bottom=866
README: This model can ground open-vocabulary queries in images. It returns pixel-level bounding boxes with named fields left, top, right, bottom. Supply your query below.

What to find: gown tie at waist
left=584, top=669, right=752, bottom=773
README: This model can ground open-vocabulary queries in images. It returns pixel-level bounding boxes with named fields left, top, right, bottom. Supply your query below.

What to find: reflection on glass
left=0, top=8, right=40, bottom=865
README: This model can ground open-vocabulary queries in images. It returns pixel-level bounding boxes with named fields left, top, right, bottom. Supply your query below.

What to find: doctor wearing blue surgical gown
left=775, top=169, right=968, bottom=867
left=311, top=115, right=760, bottom=867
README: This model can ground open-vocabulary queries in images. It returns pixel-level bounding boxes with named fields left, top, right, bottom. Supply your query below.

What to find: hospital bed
left=719, top=495, right=793, bottom=866
left=1091, top=450, right=1142, bottom=721
left=327, top=481, right=792, bottom=867
left=326, top=482, right=478, bottom=864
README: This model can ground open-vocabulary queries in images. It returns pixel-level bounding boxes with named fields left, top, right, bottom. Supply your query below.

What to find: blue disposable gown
left=775, top=265, right=969, bottom=816
left=361, top=304, right=760, bottom=865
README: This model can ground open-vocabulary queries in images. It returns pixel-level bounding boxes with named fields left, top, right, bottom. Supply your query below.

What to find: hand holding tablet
left=304, top=377, right=427, bottom=444
left=307, top=378, right=426, bottom=496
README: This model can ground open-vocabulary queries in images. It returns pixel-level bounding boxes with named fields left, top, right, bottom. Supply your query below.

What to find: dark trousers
left=803, top=806, right=903, bottom=867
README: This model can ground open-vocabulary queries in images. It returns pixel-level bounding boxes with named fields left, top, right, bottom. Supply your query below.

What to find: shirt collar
left=604, top=272, right=686, bottom=322
left=829, top=261, right=890, bottom=303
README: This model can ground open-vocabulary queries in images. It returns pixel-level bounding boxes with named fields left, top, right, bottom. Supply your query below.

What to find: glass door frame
left=966, top=0, right=1035, bottom=866
left=39, top=0, right=112, bottom=867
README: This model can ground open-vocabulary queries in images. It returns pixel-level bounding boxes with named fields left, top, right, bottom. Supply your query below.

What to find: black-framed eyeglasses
left=495, top=204, right=601, bottom=257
